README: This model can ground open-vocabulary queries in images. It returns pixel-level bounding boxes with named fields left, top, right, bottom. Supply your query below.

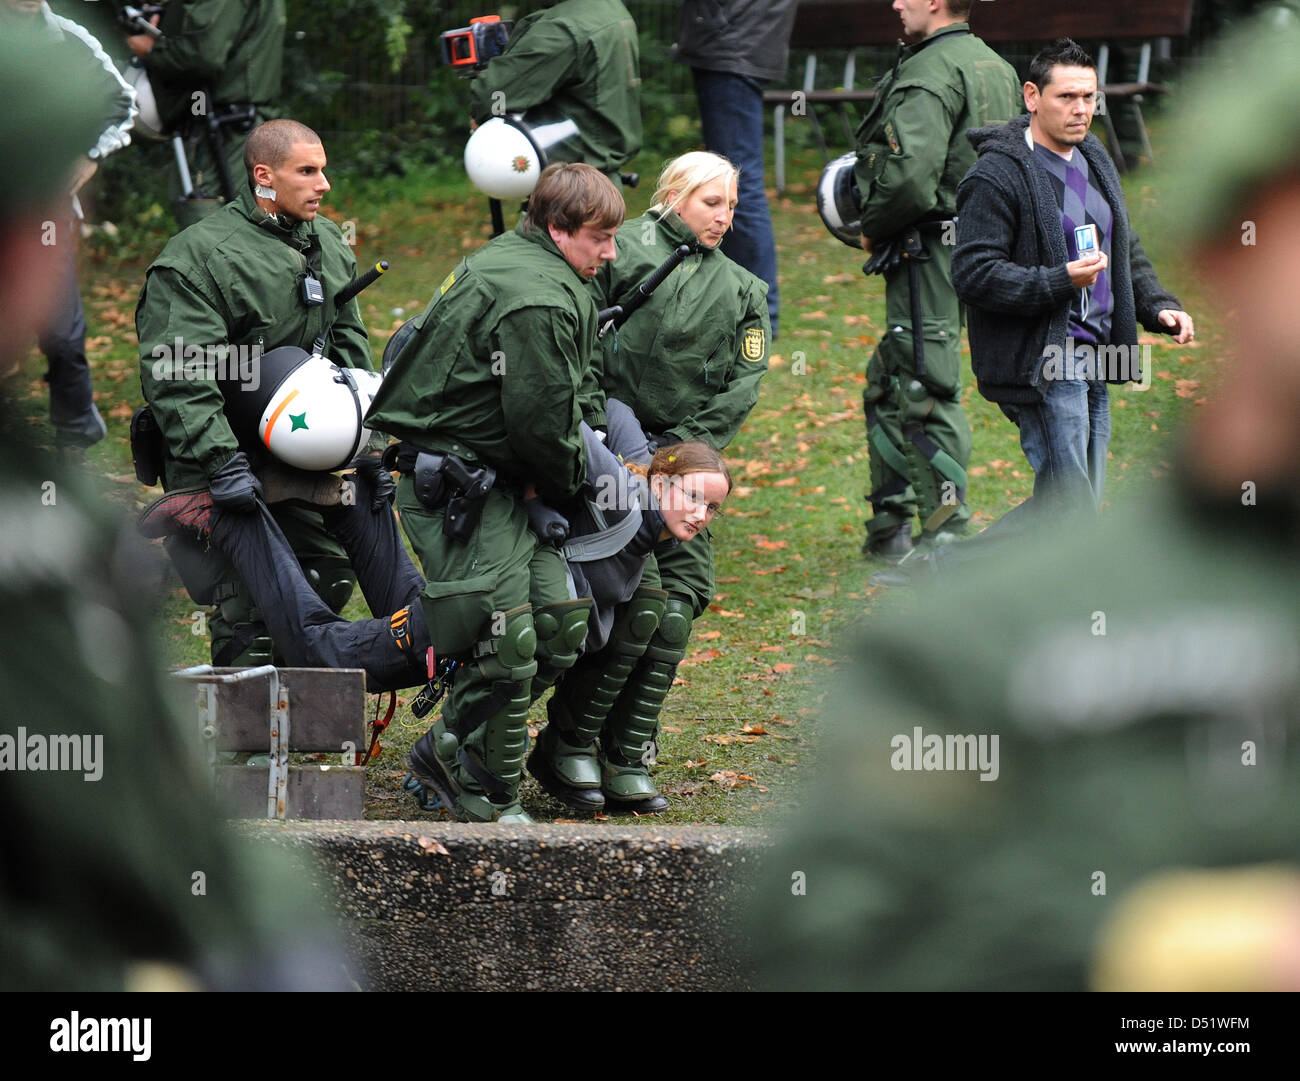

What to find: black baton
left=597, top=242, right=698, bottom=339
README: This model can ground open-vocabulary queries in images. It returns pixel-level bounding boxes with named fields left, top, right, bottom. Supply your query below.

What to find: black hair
left=1028, top=39, right=1096, bottom=91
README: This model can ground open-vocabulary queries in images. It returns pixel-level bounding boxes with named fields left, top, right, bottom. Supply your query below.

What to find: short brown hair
left=947, top=0, right=974, bottom=18
left=523, top=163, right=625, bottom=236
left=244, top=119, right=322, bottom=186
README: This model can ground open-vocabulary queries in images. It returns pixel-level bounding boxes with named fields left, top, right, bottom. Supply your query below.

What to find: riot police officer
left=136, top=118, right=373, bottom=668
left=466, top=0, right=641, bottom=179
left=367, top=162, right=625, bottom=824
left=566, top=151, right=769, bottom=812
left=128, top=0, right=285, bottom=227
left=854, top=0, right=1019, bottom=561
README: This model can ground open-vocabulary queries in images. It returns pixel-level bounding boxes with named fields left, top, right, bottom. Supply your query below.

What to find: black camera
left=118, top=3, right=165, bottom=38
left=439, top=15, right=513, bottom=72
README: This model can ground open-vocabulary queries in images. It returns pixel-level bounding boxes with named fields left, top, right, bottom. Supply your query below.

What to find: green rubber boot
left=411, top=604, right=537, bottom=823
left=600, top=593, right=693, bottom=812
left=530, top=589, right=666, bottom=814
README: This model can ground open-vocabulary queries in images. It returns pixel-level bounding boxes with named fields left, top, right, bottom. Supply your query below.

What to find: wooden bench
left=764, top=0, right=1195, bottom=190
left=173, top=665, right=369, bottom=820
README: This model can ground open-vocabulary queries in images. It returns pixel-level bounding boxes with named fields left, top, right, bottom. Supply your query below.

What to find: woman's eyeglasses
left=664, top=475, right=723, bottom=518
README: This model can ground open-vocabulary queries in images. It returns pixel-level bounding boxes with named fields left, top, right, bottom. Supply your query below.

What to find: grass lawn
left=3, top=141, right=1220, bottom=825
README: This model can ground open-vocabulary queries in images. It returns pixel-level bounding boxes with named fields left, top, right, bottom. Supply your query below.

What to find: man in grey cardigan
left=952, top=39, right=1193, bottom=522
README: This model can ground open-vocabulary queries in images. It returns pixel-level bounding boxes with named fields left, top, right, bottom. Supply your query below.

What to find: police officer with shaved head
left=136, top=118, right=377, bottom=670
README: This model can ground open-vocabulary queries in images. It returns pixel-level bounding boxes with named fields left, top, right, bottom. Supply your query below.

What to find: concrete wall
left=245, top=822, right=768, bottom=991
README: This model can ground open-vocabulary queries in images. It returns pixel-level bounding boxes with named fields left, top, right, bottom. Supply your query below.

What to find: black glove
left=353, top=456, right=396, bottom=512
left=861, top=238, right=902, bottom=277
left=208, top=451, right=263, bottom=512
left=524, top=496, right=569, bottom=546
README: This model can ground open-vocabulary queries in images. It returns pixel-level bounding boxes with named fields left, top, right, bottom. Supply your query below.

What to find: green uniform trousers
left=592, top=526, right=713, bottom=746
left=395, top=477, right=568, bottom=749
left=863, top=241, right=972, bottom=542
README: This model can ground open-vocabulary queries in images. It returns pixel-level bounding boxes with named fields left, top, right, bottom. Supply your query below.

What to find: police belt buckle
left=900, top=226, right=926, bottom=261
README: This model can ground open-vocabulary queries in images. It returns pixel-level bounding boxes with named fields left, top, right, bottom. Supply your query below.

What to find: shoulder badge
left=884, top=120, right=901, bottom=155
left=439, top=270, right=456, bottom=296
left=743, top=326, right=766, bottom=362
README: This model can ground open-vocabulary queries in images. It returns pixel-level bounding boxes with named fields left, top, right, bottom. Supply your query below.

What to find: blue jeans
left=1010, top=376, right=1111, bottom=515
left=691, top=68, right=780, bottom=336
left=929, top=376, right=1109, bottom=577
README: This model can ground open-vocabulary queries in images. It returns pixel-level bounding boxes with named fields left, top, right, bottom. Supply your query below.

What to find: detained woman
left=548, top=150, right=770, bottom=812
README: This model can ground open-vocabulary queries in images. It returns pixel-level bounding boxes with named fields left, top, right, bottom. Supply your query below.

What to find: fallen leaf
left=416, top=836, right=450, bottom=856
left=707, top=606, right=746, bottom=618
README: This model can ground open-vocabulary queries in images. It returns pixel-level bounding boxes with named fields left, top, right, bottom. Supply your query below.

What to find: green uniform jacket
left=467, top=0, right=642, bottom=176
left=366, top=222, right=592, bottom=506
left=586, top=209, right=770, bottom=448
left=0, top=436, right=333, bottom=990
left=146, top=0, right=285, bottom=125
left=753, top=478, right=1300, bottom=990
left=854, top=22, right=1020, bottom=240
left=137, top=186, right=370, bottom=487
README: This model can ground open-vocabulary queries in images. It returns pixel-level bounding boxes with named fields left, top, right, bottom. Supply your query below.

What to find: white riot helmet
left=464, top=108, right=584, bottom=200
left=125, top=61, right=169, bottom=142
left=817, top=151, right=864, bottom=249
left=221, top=347, right=384, bottom=472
